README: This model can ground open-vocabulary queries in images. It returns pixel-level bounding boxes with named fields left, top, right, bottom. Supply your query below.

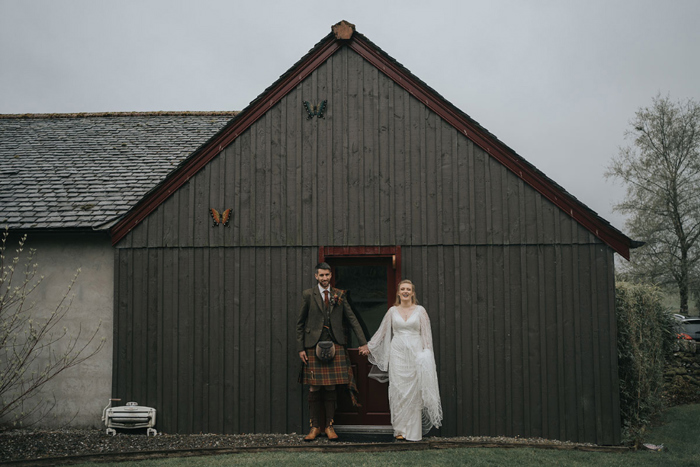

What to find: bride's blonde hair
left=394, top=279, right=419, bottom=306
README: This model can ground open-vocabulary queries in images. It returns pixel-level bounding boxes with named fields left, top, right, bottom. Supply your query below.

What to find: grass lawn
left=77, top=403, right=700, bottom=466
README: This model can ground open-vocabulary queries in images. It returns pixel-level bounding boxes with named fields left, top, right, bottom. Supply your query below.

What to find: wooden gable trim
left=111, top=26, right=630, bottom=259
left=110, top=35, right=342, bottom=245
left=347, top=35, right=630, bottom=260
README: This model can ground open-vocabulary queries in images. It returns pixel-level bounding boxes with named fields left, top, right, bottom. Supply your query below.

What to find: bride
left=360, top=280, right=442, bottom=441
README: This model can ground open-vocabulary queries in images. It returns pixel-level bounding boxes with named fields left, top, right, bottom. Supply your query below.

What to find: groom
left=296, top=262, right=369, bottom=441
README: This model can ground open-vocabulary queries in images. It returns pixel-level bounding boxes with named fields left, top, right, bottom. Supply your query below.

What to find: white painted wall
left=2, top=231, right=113, bottom=429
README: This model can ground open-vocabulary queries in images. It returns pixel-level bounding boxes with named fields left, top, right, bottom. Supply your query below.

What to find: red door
left=320, top=247, right=400, bottom=426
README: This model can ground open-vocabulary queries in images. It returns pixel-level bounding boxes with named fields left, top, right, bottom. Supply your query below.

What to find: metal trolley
left=102, top=399, right=157, bottom=436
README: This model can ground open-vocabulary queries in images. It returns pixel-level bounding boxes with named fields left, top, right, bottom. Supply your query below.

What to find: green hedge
left=615, top=282, right=676, bottom=444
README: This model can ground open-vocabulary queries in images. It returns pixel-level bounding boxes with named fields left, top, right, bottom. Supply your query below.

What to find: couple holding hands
left=296, top=262, right=443, bottom=442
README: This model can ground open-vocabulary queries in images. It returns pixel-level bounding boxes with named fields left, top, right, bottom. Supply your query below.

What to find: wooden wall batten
left=401, top=244, right=620, bottom=444
left=117, top=47, right=600, bottom=252
left=113, top=242, right=620, bottom=443
left=112, top=45, right=621, bottom=444
left=113, top=247, right=323, bottom=434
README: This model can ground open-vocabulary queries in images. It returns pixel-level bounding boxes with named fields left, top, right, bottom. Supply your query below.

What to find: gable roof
left=0, top=112, right=236, bottom=230
left=109, top=21, right=633, bottom=259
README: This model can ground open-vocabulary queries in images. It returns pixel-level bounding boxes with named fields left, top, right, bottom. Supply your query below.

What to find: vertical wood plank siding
left=402, top=244, right=619, bottom=444
left=113, top=46, right=621, bottom=443
left=114, top=247, right=317, bottom=434
left=120, top=47, right=603, bottom=251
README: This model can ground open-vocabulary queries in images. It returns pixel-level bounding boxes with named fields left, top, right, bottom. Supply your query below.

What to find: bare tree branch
left=607, top=95, right=700, bottom=313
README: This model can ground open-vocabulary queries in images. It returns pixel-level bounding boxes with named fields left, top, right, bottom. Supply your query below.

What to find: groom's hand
left=358, top=345, right=369, bottom=356
left=299, top=350, right=308, bottom=364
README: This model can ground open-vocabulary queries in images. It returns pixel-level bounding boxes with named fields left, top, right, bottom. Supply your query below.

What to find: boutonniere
left=329, top=290, right=344, bottom=307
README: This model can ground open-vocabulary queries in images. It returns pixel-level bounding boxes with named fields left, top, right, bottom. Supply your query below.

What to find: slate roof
left=0, top=112, right=237, bottom=230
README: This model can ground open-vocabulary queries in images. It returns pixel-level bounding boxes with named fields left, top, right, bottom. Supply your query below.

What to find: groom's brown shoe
left=325, top=425, right=339, bottom=441
left=304, top=427, right=322, bottom=441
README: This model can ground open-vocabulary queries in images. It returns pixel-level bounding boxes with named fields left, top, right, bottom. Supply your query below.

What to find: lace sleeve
left=367, top=307, right=394, bottom=372
left=418, top=306, right=434, bottom=351
left=415, top=305, right=442, bottom=432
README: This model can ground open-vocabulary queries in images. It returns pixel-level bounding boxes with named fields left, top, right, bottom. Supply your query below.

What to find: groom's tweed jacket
left=296, top=287, right=367, bottom=352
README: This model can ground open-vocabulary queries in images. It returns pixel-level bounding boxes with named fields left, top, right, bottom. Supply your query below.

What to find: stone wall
left=665, top=340, right=700, bottom=405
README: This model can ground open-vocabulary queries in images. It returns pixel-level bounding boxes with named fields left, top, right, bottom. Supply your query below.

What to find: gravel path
left=2, top=430, right=307, bottom=462
left=0, top=428, right=616, bottom=463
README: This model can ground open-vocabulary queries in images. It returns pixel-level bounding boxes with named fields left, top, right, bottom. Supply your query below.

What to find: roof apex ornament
left=332, top=20, right=355, bottom=40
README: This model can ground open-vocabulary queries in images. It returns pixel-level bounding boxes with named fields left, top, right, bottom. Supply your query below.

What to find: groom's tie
left=324, top=290, right=329, bottom=307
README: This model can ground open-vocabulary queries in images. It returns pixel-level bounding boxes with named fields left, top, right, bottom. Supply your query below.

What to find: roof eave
left=110, top=33, right=341, bottom=245
left=348, top=34, right=631, bottom=259
left=110, top=25, right=631, bottom=259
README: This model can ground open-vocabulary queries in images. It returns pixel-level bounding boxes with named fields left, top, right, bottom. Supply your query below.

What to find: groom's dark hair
left=315, top=262, right=331, bottom=273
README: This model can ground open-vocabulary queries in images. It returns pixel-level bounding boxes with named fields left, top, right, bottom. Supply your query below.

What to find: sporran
left=315, top=341, right=336, bottom=362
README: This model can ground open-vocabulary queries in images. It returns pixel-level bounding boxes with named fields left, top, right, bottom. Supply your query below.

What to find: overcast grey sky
left=2, top=0, right=699, bottom=234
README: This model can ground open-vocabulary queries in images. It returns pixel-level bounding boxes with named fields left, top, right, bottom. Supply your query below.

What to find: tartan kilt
left=299, top=344, right=360, bottom=406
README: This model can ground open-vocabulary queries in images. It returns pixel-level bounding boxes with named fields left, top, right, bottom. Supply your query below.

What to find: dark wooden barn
left=110, top=21, right=632, bottom=444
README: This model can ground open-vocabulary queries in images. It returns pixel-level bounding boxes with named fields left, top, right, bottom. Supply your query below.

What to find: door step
left=332, top=425, right=394, bottom=443
left=333, top=425, right=393, bottom=434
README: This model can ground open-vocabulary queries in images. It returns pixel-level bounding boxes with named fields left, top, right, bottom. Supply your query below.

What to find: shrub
left=615, top=282, right=675, bottom=444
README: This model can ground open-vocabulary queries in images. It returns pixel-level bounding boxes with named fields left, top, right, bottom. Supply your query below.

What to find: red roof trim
left=110, top=38, right=341, bottom=245
left=348, top=36, right=630, bottom=259
left=111, top=30, right=630, bottom=259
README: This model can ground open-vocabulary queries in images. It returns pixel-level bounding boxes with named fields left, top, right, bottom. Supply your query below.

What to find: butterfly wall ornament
left=303, top=100, right=327, bottom=119
left=210, top=208, right=232, bottom=227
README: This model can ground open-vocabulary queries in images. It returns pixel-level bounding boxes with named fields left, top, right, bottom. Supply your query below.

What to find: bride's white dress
left=367, top=306, right=442, bottom=441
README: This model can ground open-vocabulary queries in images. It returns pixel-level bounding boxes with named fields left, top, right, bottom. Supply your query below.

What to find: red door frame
left=319, top=246, right=402, bottom=291
left=319, top=246, right=401, bottom=426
